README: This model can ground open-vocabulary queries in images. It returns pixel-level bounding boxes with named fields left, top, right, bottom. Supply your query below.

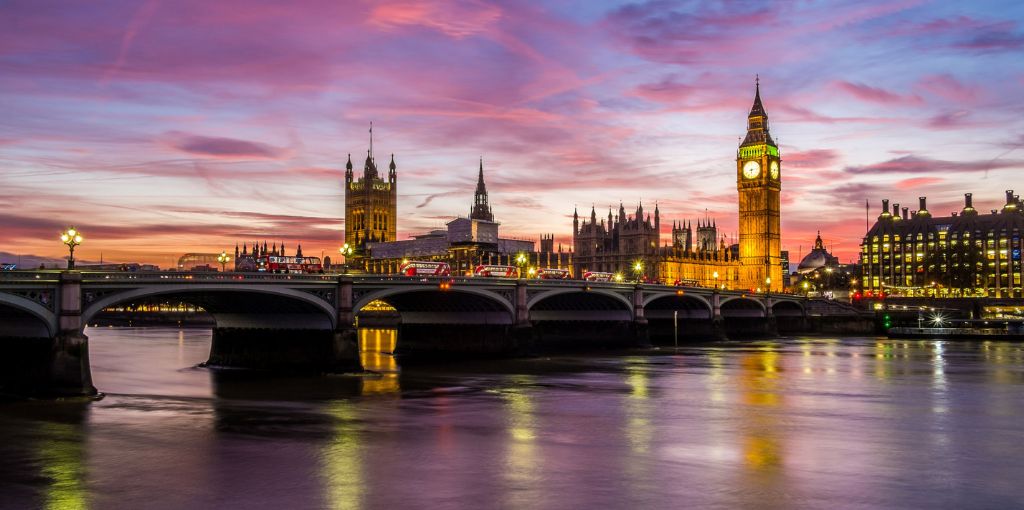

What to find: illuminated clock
left=742, top=160, right=761, bottom=179
left=769, top=160, right=780, bottom=180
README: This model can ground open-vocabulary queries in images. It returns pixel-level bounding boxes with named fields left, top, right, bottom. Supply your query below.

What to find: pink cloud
left=833, top=81, right=922, bottom=105
left=163, top=132, right=288, bottom=159
left=783, top=149, right=840, bottom=169
left=845, top=155, right=1023, bottom=174
left=915, top=74, right=979, bottom=103
left=895, top=176, right=943, bottom=189
left=368, top=0, right=502, bottom=38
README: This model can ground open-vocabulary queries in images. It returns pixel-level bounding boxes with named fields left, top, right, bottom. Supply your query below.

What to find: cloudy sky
left=2, top=0, right=1023, bottom=267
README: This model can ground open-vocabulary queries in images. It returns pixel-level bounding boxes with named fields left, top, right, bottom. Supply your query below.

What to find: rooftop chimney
left=902, top=207, right=909, bottom=220
left=880, top=199, right=891, bottom=219
left=893, top=203, right=901, bottom=219
left=965, top=193, right=973, bottom=208
left=917, top=196, right=930, bottom=218
left=1007, top=190, right=1015, bottom=204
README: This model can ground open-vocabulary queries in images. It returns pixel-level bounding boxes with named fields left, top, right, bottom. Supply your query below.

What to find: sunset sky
left=2, top=0, right=1023, bottom=267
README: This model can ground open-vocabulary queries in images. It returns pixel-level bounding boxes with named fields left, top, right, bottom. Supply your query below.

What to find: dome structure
left=797, top=232, right=839, bottom=274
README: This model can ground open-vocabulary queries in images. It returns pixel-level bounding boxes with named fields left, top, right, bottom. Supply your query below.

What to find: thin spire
left=369, top=121, right=373, bottom=159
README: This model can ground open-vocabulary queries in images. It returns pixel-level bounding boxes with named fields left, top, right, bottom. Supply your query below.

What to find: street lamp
left=802, top=280, right=810, bottom=297
left=339, top=243, right=354, bottom=273
left=217, top=251, right=231, bottom=272
left=60, top=227, right=83, bottom=269
left=712, top=270, right=720, bottom=289
left=633, top=261, right=644, bottom=283
left=515, top=252, right=527, bottom=280
left=765, top=276, right=771, bottom=297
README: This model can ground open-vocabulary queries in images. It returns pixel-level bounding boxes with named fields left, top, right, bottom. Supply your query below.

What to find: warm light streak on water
left=2, top=328, right=1024, bottom=508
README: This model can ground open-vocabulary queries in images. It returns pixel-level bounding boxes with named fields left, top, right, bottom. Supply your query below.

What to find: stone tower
left=344, top=124, right=397, bottom=257
left=736, top=78, right=782, bottom=291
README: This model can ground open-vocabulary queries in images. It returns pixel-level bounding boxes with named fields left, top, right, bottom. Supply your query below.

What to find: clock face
left=742, top=160, right=761, bottom=179
left=769, top=160, right=780, bottom=179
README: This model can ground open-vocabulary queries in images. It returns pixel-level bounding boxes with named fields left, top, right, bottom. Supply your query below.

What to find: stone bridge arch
left=642, top=292, right=713, bottom=319
left=771, top=300, right=806, bottom=317
left=526, top=287, right=633, bottom=318
left=0, top=292, right=57, bottom=337
left=354, top=286, right=515, bottom=325
left=719, top=296, right=767, bottom=317
left=81, top=284, right=338, bottom=329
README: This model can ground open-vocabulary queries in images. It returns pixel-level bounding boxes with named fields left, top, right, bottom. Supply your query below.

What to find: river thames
left=2, top=328, right=1024, bottom=509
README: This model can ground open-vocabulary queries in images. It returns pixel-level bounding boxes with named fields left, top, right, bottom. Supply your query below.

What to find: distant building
left=177, top=253, right=222, bottom=271
left=364, top=160, right=572, bottom=275
left=344, top=125, right=397, bottom=258
left=862, top=192, right=1024, bottom=298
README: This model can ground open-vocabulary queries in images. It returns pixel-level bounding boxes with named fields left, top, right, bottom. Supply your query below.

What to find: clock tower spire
left=737, top=77, right=782, bottom=292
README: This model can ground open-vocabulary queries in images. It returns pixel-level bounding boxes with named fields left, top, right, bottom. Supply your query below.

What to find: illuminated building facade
left=344, top=125, right=397, bottom=258
left=572, top=81, right=781, bottom=291
left=861, top=191, right=1024, bottom=298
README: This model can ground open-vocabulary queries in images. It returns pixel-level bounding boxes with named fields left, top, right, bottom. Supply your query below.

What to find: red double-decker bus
left=583, top=271, right=614, bottom=282
left=398, top=261, right=451, bottom=277
left=474, top=265, right=518, bottom=278
left=257, top=255, right=323, bottom=274
left=537, top=268, right=570, bottom=280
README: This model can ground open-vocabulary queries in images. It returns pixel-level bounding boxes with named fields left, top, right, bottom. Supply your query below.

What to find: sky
left=1, top=0, right=1023, bottom=268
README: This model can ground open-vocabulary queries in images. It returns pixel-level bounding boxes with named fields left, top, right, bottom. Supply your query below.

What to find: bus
left=673, top=278, right=699, bottom=287
left=257, top=255, right=323, bottom=274
left=398, top=260, right=451, bottom=277
left=583, top=271, right=614, bottom=282
left=537, top=268, right=570, bottom=280
left=474, top=265, right=519, bottom=278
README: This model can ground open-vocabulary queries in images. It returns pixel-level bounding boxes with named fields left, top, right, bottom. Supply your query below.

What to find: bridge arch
left=771, top=300, right=806, bottom=317
left=719, top=296, right=767, bottom=318
left=81, top=284, right=338, bottom=330
left=355, top=287, right=514, bottom=325
left=528, top=288, right=633, bottom=322
left=643, top=293, right=713, bottom=320
left=0, top=293, right=57, bottom=337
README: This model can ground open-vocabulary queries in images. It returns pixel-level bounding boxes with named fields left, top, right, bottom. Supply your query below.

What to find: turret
left=573, top=207, right=579, bottom=237
left=296, top=244, right=303, bottom=258
left=345, top=154, right=353, bottom=183
left=389, top=154, right=397, bottom=183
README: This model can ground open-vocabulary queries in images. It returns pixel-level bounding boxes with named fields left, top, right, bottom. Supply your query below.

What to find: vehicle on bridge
left=398, top=260, right=451, bottom=277
left=583, top=271, right=614, bottom=282
left=257, top=255, right=324, bottom=274
left=537, top=268, right=570, bottom=280
left=474, top=265, right=519, bottom=278
left=673, top=278, right=699, bottom=287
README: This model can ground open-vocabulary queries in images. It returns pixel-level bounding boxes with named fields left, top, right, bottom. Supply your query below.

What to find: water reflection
left=321, top=402, right=363, bottom=510
left=4, top=330, right=1024, bottom=508
left=359, top=329, right=399, bottom=395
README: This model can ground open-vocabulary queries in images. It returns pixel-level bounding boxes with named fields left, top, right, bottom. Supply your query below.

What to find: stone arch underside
left=0, top=293, right=55, bottom=337
left=529, top=291, right=633, bottom=321
left=82, top=286, right=336, bottom=330
left=644, top=294, right=713, bottom=320
left=360, top=289, right=514, bottom=325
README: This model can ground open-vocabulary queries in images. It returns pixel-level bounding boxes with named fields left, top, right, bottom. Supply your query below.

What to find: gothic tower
left=736, top=78, right=782, bottom=291
left=470, top=158, right=494, bottom=222
left=344, top=124, right=398, bottom=258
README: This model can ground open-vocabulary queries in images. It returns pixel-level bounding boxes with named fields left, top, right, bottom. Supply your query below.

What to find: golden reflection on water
left=623, top=359, right=652, bottom=455
left=739, top=346, right=782, bottom=470
left=322, top=402, right=363, bottom=510
left=501, top=375, right=539, bottom=505
left=358, top=329, right=399, bottom=395
left=37, top=422, right=88, bottom=510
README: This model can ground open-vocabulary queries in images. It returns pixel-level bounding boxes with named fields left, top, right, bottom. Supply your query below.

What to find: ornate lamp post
left=765, top=276, right=772, bottom=298
left=217, top=251, right=231, bottom=272
left=60, top=227, right=83, bottom=269
left=712, top=270, right=720, bottom=289
left=339, top=243, right=354, bottom=273
left=516, top=252, right=527, bottom=280
left=633, top=261, right=644, bottom=283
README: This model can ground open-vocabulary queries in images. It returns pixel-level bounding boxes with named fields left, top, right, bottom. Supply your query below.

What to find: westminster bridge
left=0, top=270, right=825, bottom=397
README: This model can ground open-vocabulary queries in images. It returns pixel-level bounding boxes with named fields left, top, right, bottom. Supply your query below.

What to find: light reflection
left=358, top=328, right=399, bottom=395
left=501, top=375, right=539, bottom=506
left=739, top=348, right=782, bottom=470
left=322, top=402, right=363, bottom=510
left=38, top=422, right=88, bottom=510
left=624, top=359, right=651, bottom=455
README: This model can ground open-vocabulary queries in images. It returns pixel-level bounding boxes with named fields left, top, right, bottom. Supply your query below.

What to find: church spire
left=740, top=76, right=775, bottom=148
left=470, top=157, right=494, bottom=222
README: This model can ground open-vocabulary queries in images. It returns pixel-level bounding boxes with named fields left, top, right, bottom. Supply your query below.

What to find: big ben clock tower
left=737, top=78, right=782, bottom=292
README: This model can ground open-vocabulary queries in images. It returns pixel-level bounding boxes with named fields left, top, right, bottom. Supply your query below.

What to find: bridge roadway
left=0, top=270, right=808, bottom=397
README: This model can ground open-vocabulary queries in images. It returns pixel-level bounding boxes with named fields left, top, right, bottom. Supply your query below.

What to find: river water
left=2, top=328, right=1024, bottom=509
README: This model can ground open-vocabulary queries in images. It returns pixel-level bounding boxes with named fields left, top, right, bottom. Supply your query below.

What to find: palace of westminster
left=343, top=82, right=784, bottom=292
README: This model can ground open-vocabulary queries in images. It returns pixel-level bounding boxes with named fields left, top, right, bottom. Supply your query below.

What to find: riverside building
left=861, top=191, right=1024, bottom=298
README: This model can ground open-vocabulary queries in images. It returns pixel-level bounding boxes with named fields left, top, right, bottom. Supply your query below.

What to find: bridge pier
left=0, top=272, right=97, bottom=398
left=711, top=292, right=729, bottom=341
left=632, top=286, right=650, bottom=347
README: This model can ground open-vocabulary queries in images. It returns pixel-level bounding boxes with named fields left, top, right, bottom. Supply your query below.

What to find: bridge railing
left=77, top=271, right=338, bottom=283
